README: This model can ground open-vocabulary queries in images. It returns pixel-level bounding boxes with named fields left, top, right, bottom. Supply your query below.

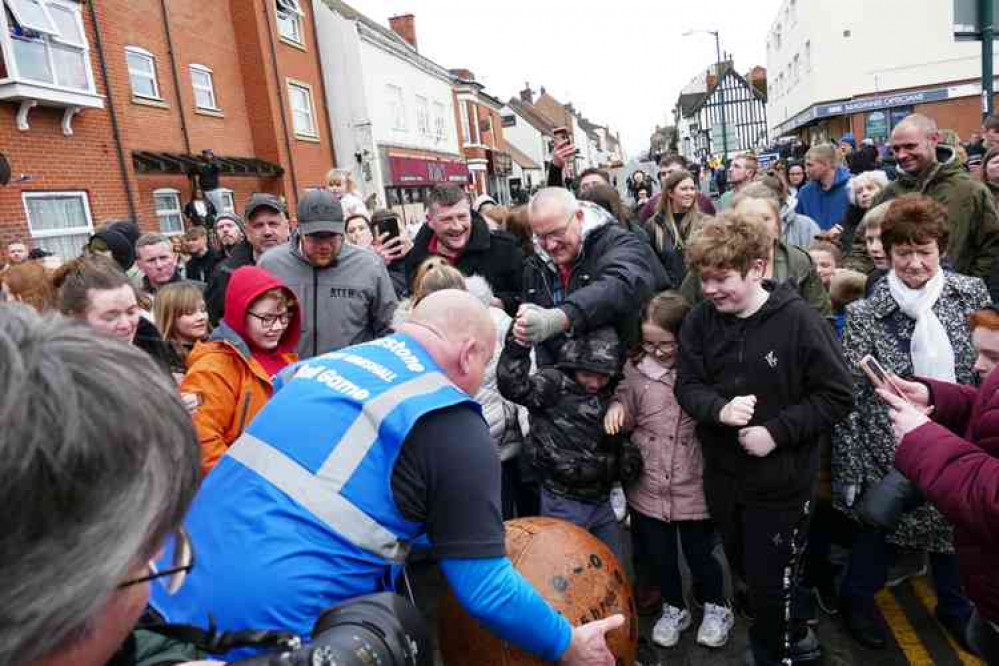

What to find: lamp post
left=684, top=29, right=729, bottom=160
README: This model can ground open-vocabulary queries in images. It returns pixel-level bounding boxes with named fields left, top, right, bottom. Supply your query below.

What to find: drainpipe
left=160, top=0, right=193, bottom=154
left=87, top=0, right=138, bottom=223
left=262, top=0, right=300, bottom=201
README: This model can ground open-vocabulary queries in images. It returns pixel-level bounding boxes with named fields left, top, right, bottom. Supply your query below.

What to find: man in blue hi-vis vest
left=151, top=290, right=623, bottom=664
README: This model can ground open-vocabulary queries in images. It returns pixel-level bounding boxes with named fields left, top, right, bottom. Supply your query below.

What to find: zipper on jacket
left=312, top=267, right=319, bottom=358
left=236, top=390, right=252, bottom=434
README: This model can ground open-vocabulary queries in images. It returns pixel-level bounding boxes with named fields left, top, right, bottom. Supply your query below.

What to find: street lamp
left=683, top=29, right=729, bottom=160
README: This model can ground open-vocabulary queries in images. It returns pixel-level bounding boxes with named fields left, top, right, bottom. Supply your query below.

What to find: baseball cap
left=297, top=189, right=345, bottom=235
left=244, top=193, right=286, bottom=220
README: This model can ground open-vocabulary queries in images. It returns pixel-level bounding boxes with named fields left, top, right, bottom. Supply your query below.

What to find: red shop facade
left=380, top=148, right=469, bottom=228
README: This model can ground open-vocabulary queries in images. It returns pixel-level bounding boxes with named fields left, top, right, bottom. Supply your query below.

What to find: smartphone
left=859, top=355, right=909, bottom=402
left=553, top=126, right=575, bottom=153
left=372, top=213, right=400, bottom=242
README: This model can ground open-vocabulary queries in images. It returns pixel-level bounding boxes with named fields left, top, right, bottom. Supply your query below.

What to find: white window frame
left=125, top=46, right=161, bottom=100
left=415, top=94, right=430, bottom=136
left=153, top=188, right=184, bottom=235
left=1, top=0, right=98, bottom=95
left=433, top=100, right=447, bottom=140
left=189, top=63, right=219, bottom=111
left=287, top=79, right=318, bottom=139
left=464, top=100, right=479, bottom=144
left=218, top=188, right=236, bottom=214
left=21, top=190, right=93, bottom=257
left=386, top=84, right=405, bottom=131
left=275, top=0, right=304, bottom=45
left=6, top=0, right=58, bottom=36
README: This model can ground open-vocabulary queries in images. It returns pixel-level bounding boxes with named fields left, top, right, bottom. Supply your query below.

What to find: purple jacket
left=896, top=371, right=999, bottom=622
left=614, top=358, right=709, bottom=522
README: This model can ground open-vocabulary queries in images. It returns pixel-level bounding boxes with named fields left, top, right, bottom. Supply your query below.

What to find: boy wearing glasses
left=181, top=265, right=301, bottom=476
left=675, top=212, right=853, bottom=665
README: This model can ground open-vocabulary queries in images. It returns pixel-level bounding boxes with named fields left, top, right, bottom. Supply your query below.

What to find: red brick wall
left=0, top=1, right=129, bottom=250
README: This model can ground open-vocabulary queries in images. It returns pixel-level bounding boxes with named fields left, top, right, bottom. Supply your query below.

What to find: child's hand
left=604, top=402, right=626, bottom=435
left=738, top=426, right=776, bottom=457
left=719, top=395, right=756, bottom=427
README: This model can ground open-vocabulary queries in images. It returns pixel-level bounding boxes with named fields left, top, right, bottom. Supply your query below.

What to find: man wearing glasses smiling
left=520, top=187, right=665, bottom=367
left=0, top=306, right=203, bottom=666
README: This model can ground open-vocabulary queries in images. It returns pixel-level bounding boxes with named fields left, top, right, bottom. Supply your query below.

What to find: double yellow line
left=875, top=577, right=983, bottom=666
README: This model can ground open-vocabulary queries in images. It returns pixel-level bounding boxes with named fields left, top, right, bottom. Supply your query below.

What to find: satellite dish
left=0, top=154, right=10, bottom=187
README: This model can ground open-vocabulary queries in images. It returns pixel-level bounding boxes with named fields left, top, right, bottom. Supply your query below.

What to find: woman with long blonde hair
left=643, top=169, right=709, bottom=286
left=153, top=281, right=210, bottom=380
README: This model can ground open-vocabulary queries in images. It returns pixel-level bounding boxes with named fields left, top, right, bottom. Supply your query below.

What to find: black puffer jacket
left=406, top=211, right=524, bottom=315
left=205, top=240, right=254, bottom=326
left=498, top=327, right=624, bottom=503
left=675, top=281, right=854, bottom=506
left=523, top=202, right=667, bottom=367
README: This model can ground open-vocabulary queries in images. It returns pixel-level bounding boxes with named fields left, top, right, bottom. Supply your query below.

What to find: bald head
left=892, top=113, right=938, bottom=138
left=891, top=113, right=940, bottom=175
left=403, top=289, right=496, bottom=396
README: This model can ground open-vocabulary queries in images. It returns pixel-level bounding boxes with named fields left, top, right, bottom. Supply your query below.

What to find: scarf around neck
left=887, top=270, right=955, bottom=382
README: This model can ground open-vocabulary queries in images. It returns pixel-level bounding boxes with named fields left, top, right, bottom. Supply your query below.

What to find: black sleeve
left=674, top=306, right=728, bottom=425
left=494, top=239, right=525, bottom=316
left=391, top=403, right=506, bottom=559
left=496, top=334, right=563, bottom=409
left=547, top=162, right=565, bottom=188
left=204, top=263, right=231, bottom=327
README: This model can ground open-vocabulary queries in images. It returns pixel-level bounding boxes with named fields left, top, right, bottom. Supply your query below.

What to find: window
left=386, top=84, right=405, bottom=130
left=189, top=64, right=219, bottom=111
left=276, top=0, right=303, bottom=45
left=774, top=23, right=782, bottom=50
left=793, top=54, right=800, bottom=83
left=22, top=191, right=93, bottom=258
left=415, top=95, right=430, bottom=136
left=789, top=0, right=797, bottom=25
left=804, top=40, right=811, bottom=71
left=154, top=189, right=183, bottom=234
left=125, top=46, right=160, bottom=100
left=287, top=80, right=317, bottom=138
left=464, top=100, right=479, bottom=144
left=433, top=100, right=447, bottom=140
left=3, top=0, right=94, bottom=92
left=219, top=189, right=235, bottom=214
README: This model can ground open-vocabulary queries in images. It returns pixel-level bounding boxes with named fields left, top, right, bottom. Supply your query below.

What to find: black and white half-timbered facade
left=675, top=64, right=769, bottom=162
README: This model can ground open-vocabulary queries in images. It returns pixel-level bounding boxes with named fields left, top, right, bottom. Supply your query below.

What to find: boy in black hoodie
left=675, top=212, right=853, bottom=666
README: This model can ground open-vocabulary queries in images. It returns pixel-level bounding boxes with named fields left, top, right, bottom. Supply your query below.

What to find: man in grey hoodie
left=259, top=189, right=397, bottom=358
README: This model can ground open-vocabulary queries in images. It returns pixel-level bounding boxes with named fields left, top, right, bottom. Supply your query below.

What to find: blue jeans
left=539, top=488, right=621, bottom=561
left=841, top=529, right=971, bottom=621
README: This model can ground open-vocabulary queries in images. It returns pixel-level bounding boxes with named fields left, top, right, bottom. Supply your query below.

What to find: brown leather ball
left=438, top=517, right=637, bottom=665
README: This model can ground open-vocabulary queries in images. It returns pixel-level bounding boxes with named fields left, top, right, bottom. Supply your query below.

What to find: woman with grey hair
left=0, top=305, right=200, bottom=666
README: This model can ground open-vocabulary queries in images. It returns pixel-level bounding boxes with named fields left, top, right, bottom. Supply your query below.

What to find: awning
left=132, top=151, right=284, bottom=177
left=387, top=154, right=469, bottom=187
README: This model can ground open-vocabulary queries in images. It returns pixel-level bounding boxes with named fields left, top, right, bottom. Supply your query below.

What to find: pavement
left=408, top=523, right=984, bottom=666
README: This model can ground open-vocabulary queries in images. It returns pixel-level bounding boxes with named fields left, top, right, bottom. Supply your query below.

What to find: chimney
left=449, top=68, right=475, bottom=82
left=388, top=14, right=417, bottom=51
left=519, top=82, right=533, bottom=104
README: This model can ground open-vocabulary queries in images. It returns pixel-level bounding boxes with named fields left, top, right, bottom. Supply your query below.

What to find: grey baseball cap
left=297, top=189, right=345, bottom=235
left=244, top=193, right=286, bottom=220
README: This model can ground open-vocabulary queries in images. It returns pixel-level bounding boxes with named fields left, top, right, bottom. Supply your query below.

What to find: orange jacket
left=181, top=326, right=297, bottom=476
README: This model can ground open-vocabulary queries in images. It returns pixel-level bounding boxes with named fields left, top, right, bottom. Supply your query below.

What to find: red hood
left=223, top=265, right=301, bottom=354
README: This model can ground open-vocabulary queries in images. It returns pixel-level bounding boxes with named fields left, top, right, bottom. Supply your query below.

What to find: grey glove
left=519, top=304, right=568, bottom=343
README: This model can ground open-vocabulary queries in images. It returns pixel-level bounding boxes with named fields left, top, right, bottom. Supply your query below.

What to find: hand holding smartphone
left=859, top=355, right=911, bottom=404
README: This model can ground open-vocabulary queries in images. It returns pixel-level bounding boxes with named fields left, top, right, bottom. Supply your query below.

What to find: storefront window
left=890, top=107, right=913, bottom=131
left=865, top=111, right=889, bottom=144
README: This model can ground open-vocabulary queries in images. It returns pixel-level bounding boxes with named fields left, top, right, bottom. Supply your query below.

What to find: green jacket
left=679, top=240, right=832, bottom=319
left=878, top=145, right=999, bottom=280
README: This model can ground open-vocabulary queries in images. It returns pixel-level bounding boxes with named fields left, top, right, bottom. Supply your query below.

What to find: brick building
left=450, top=68, right=512, bottom=203
left=1, top=0, right=335, bottom=258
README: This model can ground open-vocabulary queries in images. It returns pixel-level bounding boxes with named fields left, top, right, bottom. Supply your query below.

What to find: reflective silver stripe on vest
left=317, top=371, right=456, bottom=490
left=227, top=433, right=411, bottom=562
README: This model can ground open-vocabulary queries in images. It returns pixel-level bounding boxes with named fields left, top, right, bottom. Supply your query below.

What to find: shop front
left=486, top=149, right=513, bottom=204
left=382, top=151, right=469, bottom=231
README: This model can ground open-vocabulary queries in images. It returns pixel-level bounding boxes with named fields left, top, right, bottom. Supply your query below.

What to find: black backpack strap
left=137, top=610, right=301, bottom=655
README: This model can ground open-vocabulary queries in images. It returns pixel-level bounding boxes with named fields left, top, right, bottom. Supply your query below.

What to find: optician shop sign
left=778, top=86, right=954, bottom=134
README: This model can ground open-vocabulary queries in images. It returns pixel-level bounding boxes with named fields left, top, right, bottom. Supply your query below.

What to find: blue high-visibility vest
left=151, top=334, right=478, bottom=655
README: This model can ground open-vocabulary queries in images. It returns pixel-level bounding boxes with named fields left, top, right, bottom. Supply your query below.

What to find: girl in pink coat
left=605, top=291, right=732, bottom=650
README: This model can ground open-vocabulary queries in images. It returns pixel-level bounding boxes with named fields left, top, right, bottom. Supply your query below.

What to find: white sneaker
left=696, top=602, right=735, bottom=648
left=652, top=604, right=691, bottom=648
left=610, top=484, right=627, bottom=522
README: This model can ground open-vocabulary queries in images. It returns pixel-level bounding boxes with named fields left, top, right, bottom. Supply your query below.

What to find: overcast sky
left=341, top=0, right=783, bottom=157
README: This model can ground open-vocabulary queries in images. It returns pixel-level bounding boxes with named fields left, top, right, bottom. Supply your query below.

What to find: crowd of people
left=2, top=113, right=999, bottom=666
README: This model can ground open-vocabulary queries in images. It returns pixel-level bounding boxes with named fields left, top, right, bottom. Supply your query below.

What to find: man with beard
left=259, top=189, right=397, bottom=358
left=214, top=213, right=245, bottom=257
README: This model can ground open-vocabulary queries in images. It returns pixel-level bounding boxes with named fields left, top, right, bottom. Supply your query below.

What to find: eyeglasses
left=119, top=527, right=194, bottom=595
left=642, top=340, right=678, bottom=354
left=535, top=211, right=576, bottom=245
left=247, top=311, right=293, bottom=328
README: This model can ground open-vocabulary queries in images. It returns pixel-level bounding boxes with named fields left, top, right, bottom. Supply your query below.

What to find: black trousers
left=630, top=511, right=725, bottom=610
left=501, top=456, right=539, bottom=520
left=707, top=478, right=812, bottom=663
